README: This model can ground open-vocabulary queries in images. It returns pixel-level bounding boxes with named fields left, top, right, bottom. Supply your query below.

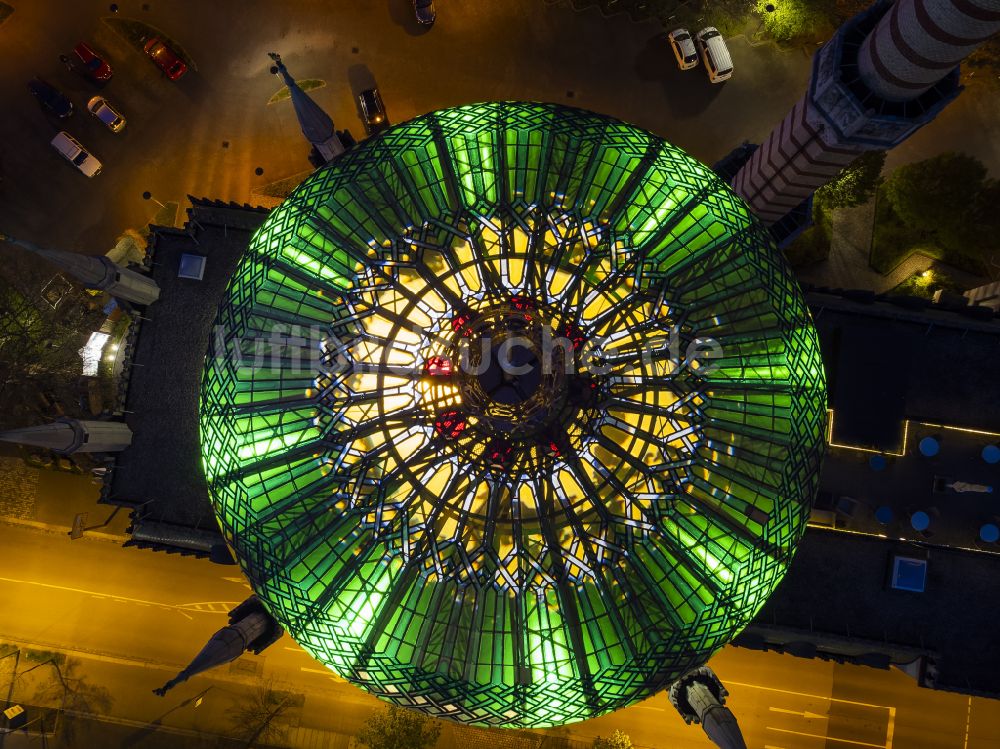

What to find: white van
left=50, top=131, right=102, bottom=177
left=696, top=27, right=733, bottom=84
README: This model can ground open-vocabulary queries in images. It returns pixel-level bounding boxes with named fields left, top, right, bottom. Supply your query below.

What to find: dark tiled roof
left=105, top=206, right=267, bottom=542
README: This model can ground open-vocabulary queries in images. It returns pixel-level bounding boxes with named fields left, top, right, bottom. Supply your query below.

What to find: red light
left=486, top=438, right=514, bottom=467
left=434, top=410, right=466, bottom=439
left=451, top=312, right=474, bottom=336
left=423, top=356, right=453, bottom=377
left=563, top=323, right=585, bottom=352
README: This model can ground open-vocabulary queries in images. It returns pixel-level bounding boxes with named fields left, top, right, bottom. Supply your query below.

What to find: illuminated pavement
left=1, top=511, right=999, bottom=748
left=1, top=0, right=994, bottom=255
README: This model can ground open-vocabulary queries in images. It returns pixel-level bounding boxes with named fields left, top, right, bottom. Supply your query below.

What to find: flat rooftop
left=808, top=289, right=1000, bottom=551
left=757, top=527, right=1000, bottom=695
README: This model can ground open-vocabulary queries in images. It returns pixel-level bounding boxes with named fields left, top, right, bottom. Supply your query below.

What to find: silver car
left=668, top=28, right=698, bottom=71
left=87, top=96, right=126, bottom=132
left=50, top=131, right=102, bottom=177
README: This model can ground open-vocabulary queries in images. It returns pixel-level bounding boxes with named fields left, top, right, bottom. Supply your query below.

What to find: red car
left=143, top=37, right=187, bottom=80
left=73, top=42, right=113, bottom=82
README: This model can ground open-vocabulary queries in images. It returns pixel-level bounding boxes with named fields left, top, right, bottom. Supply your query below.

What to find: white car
left=696, top=27, right=734, bottom=83
left=50, top=131, right=102, bottom=177
left=668, top=28, right=699, bottom=71
left=87, top=96, right=126, bottom=132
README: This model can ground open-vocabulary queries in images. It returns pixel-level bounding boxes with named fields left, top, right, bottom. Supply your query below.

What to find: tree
left=227, top=678, right=298, bottom=748
left=882, top=152, right=997, bottom=254
left=357, top=704, right=443, bottom=749
left=593, top=729, right=633, bottom=749
left=963, top=35, right=1000, bottom=89
left=758, top=0, right=836, bottom=42
left=816, top=150, right=885, bottom=209
left=27, top=653, right=114, bottom=746
left=0, top=247, right=104, bottom=430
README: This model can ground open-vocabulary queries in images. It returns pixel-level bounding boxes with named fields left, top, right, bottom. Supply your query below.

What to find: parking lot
left=0, top=0, right=819, bottom=251
left=0, top=0, right=996, bottom=254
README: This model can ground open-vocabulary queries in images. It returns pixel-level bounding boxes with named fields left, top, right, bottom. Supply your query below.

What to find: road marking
left=769, top=706, right=828, bottom=720
left=962, top=697, right=971, bottom=749
left=732, top=679, right=895, bottom=749
left=726, top=680, right=892, bottom=710
left=766, top=726, right=885, bottom=747
left=181, top=602, right=240, bottom=613
left=299, top=666, right=345, bottom=682
left=0, top=575, right=234, bottom=618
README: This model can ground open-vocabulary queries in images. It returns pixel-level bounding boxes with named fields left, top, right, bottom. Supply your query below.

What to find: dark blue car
left=28, top=78, right=73, bottom=118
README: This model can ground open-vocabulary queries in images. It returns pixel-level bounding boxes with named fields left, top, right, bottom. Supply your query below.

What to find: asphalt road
left=1, top=519, right=999, bottom=748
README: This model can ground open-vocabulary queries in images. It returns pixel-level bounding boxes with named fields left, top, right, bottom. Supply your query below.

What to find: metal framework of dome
left=200, top=101, right=827, bottom=728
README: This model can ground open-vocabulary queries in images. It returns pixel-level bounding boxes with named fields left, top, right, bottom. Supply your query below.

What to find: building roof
left=807, top=289, right=1000, bottom=430
left=750, top=288, right=1000, bottom=696
left=109, top=191, right=1000, bottom=709
left=755, top=528, right=1000, bottom=696
left=105, top=200, right=269, bottom=552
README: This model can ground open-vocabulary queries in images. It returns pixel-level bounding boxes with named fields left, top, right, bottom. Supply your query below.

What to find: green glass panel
left=200, top=102, right=827, bottom=729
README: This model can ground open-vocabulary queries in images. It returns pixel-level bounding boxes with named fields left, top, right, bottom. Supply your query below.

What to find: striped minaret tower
left=730, top=0, right=1000, bottom=230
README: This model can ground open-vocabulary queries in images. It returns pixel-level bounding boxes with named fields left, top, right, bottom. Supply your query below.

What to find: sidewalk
left=0, top=454, right=130, bottom=538
left=0, top=638, right=353, bottom=749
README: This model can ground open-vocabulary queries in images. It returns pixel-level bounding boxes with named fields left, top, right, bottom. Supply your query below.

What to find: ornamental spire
left=0, top=231, right=159, bottom=306
left=0, top=418, right=132, bottom=454
left=267, top=52, right=345, bottom=163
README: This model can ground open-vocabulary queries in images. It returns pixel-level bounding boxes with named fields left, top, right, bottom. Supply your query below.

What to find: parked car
left=668, top=28, right=699, bottom=71
left=695, top=27, right=733, bottom=83
left=87, top=96, right=126, bottom=132
left=28, top=78, right=73, bottom=118
left=358, top=88, right=390, bottom=136
left=73, top=42, right=113, bottom=82
left=414, top=0, right=436, bottom=25
left=143, top=37, right=188, bottom=80
left=50, top=131, right=102, bottom=177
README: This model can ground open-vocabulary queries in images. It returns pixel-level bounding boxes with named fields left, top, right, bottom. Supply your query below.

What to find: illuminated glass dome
left=201, top=102, right=826, bottom=728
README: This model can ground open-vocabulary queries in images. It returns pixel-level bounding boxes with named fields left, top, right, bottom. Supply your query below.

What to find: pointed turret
left=0, top=418, right=132, bottom=455
left=153, top=596, right=283, bottom=696
left=268, top=52, right=345, bottom=163
left=669, top=666, right=748, bottom=749
left=0, top=232, right=159, bottom=306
